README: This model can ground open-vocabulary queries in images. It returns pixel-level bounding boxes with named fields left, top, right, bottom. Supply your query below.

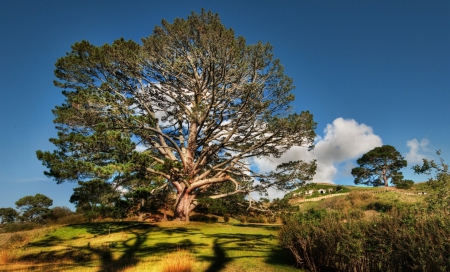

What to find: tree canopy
left=351, top=145, right=407, bottom=187
left=36, top=10, right=316, bottom=221
left=15, top=194, right=53, bottom=223
left=0, top=207, right=19, bottom=224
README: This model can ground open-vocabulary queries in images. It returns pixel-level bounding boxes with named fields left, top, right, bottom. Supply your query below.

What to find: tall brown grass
left=279, top=206, right=450, bottom=272
left=161, top=249, right=194, bottom=272
left=0, top=249, right=17, bottom=265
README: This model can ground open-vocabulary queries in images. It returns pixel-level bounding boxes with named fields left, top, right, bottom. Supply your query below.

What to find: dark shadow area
left=204, top=238, right=231, bottom=272
left=264, top=247, right=298, bottom=268
left=69, top=221, right=152, bottom=235
left=232, top=223, right=282, bottom=230
left=197, top=231, right=281, bottom=271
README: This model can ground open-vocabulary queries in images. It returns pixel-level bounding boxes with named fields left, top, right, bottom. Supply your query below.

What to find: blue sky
left=1, top=1, right=449, bottom=209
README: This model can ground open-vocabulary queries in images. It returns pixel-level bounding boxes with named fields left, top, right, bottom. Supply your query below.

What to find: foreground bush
left=279, top=207, right=450, bottom=271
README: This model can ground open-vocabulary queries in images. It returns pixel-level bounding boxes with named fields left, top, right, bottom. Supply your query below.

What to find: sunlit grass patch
left=160, top=249, right=194, bottom=272
left=0, top=221, right=298, bottom=271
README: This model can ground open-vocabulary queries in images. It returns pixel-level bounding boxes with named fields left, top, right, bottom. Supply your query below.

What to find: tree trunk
left=174, top=191, right=195, bottom=221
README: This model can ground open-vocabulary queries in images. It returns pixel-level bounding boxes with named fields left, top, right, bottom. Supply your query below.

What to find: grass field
left=0, top=221, right=299, bottom=272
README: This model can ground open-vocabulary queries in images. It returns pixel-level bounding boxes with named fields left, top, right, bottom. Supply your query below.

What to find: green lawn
left=1, top=221, right=300, bottom=272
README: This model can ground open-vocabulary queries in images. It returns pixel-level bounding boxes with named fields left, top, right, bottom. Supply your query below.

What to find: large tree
left=351, top=145, right=407, bottom=187
left=15, top=194, right=53, bottom=223
left=36, top=10, right=316, bottom=221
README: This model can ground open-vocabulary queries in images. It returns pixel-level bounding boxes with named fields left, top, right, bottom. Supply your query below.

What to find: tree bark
left=174, top=189, right=195, bottom=221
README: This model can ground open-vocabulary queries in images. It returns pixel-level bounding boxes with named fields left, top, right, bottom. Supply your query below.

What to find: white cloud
left=405, top=138, right=430, bottom=164
left=253, top=117, right=382, bottom=184
left=135, top=144, right=147, bottom=152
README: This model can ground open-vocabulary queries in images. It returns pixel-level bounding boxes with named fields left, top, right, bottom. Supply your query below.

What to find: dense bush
left=394, top=179, right=414, bottom=189
left=365, top=200, right=394, bottom=212
left=55, top=214, right=85, bottom=225
left=189, top=214, right=218, bottom=223
left=3, top=222, right=39, bottom=233
left=279, top=207, right=450, bottom=271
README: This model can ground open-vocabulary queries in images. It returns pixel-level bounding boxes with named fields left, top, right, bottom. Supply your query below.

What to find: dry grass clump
left=0, top=249, right=17, bottom=265
left=318, top=197, right=351, bottom=212
left=346, top=191, right=374, bottom=207
left=161, top=249, right=194, bottom=272
left=280, top=206, right=450, bottom=272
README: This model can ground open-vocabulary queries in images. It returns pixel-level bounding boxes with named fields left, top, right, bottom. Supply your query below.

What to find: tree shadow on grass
left=204, top=238, right=231, bottom=272
left=200, top=226, right=297, bottom=272
left=14, top=222, right=295, bottom=272
left=16, top=222, right=203, bottom=272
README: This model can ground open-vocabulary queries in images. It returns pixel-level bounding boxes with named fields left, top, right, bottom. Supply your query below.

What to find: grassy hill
left=0, top=221, right=300, bottom=272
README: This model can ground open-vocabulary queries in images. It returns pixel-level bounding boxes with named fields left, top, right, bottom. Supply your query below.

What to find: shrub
left=56, top=214, right=85, bottom=225
left=7, top=233, right=26, bottom=244
left=223, top=214, right=230, bottom=223
left=189, top=214, right=218, bottom=223
left=279, top=207, right=450, bottom=272
left=239, top=216, right=247, bottom=223
left=394, top=179, right=414, bottom=189
left=4, top=222, right=39, bottom=233
left=247, top=217, right=267, bottom=223
left=348, top=209, right=364, bottom=219
left=366, top=201, right=393, bottom=212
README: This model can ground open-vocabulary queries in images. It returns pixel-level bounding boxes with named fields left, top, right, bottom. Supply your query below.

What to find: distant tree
left=36, top=10, right=317, bottom=221
left=393, top=179, right=414, bottom=189
left=15, top=194, right=53, bottom=223
left=352, top=145, right=407, bottom=187
left=0, top=207, right=19, bottom=224
left=49, top=206, right=73, bottom=221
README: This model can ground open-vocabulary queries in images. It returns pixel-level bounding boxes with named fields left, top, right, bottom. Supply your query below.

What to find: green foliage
left=394, top=179, right=414, bottom=189
left=48, top=206, right=73, bottom=221
left=15, top=194, right=53, bottom=223
left=36, top=9, right=317, bottom=221
left=335, top=185, right=350, bottom=193
left=70, top=180, right=117, bottom=220
left=365, top=200, right=393, bottom=212
left=0, top=207, right=19, bottom=224
left=289, top=208, right=327, bottom=223
left=413, top=150, right=450, bottom=214
left=352, top=145, right=407, bottom=187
